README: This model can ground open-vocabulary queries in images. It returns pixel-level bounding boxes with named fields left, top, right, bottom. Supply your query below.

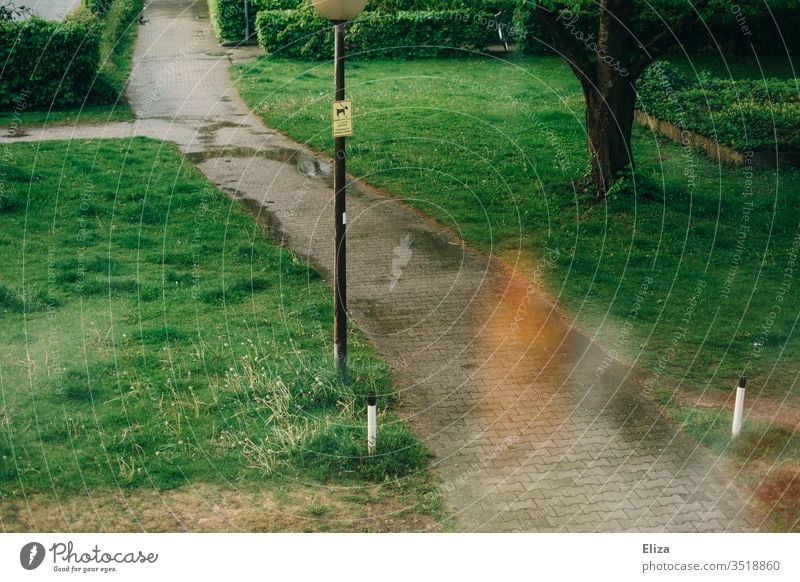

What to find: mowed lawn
left=232, top=55, right=800, bottom=403
left=0, top=138, right=439, bottom=530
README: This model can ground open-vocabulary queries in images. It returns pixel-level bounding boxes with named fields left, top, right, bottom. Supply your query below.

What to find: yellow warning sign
left=332, top=99, right=353, bottom=137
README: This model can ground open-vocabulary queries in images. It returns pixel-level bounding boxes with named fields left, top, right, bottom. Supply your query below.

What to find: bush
left=364, top=0, right=516, bottom=10
left=261, top=0, right=300, bottom=8
left=253, top=7, right=324, bottom=57
left=256, top=9, right=495, bottom=59
left=348, top=10, right=496, bottom=58
left=211, top=0, right=519, bottom=44
left=518, top=10, right=550, bottom=54
left=0, top=12, right=104, bottom=109
left=208, top=0, right=249, bottom=43
left=95, top=0, right=142, bottom=101
left=292, top=0, right=517, bottom=11
left=637, top=61, right=800, bottom=151
left=208, top=0, right=286, bottom=44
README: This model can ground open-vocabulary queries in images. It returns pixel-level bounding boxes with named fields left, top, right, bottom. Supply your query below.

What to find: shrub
left=95, top=0, right=142, bottom=102
left=518, top=10, right=551, bottom=54
left=211, top=0, right=518, bottom=44
left=261, top=0, right=300, bottom=8
left=292, top=1, right=518, bottom=11
left=256, top=9, right=495, bottom=59
left=637, top=61, right=800, bottom=151
left=348, top=10, right=495, bottom=58
left=0, top=12, right=104, bottom=109
left=208, top=0, right=287, bottom=44
left=364, top=0, right=515, bottom=9
left=254, top=7, right=327, bottom=57
left=208, top=0, right=249, bottom=43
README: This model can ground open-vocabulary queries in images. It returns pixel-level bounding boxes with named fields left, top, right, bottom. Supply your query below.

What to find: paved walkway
left=2, top=0, right=762, bottom=532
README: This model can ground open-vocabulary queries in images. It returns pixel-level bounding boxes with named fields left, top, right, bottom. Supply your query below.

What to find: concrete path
left=1, top=0, right=762, bottom=532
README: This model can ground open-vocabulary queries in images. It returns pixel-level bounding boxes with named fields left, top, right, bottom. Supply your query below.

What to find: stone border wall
left=634, top=110, right=800, bottom=169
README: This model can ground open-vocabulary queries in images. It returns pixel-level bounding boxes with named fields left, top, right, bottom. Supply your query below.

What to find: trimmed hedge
left=261, top=0, right=301, bottom=8
left=256, top=9, right=495, bottom=59
left=518, top=11, right=550, bottom=54
left=208, top=0, right=290, bottom=44
left=364, top=0, right=516, bottom=10
left=209, top=0, right=248, bottom=43
left=210, top=0, right=519, bottom=44
left=96, top=0, right=142, bottom=101
left=348, top=11, right=496, bottom=57
left=636, top=62, right=800, bottom=151
left=0, top=0, right=140, bottom=110
left=0, top=12, right=103, bottom=109
left=272, top=1, right=518, bottom=12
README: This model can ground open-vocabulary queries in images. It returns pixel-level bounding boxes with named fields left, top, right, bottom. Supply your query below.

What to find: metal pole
left=243, top=0, right=250, bottom=41
left=333, top=21, right=347, bottom=381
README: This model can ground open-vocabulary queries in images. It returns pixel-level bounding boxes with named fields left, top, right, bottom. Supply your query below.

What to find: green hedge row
left=267, top=1, right=519, bottom=12
left=0, top=12, right=103, bottom=109
left=636, top=62, right=800, bottom=151
left=209, top=0, right=519, bottom=44
left=96, top=0, right=142, bottom=100
left=255, top=9, right=495, bottom=59
left=208, top=0, right=248, bottom=44
left=363, top=0, right=517, bottom=10
left=0, top=0, right=140, bottom=110
left=208, top=0, right=294, bottom=44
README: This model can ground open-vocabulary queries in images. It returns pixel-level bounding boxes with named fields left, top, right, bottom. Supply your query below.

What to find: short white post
left=367, top=393, right=377, bottom=454
left=732, top=375, right=746, bottom=437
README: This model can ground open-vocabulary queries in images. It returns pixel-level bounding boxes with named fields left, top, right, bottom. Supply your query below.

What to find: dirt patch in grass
left=0, top=481, right=442, bottom=533
left=755, top=463, right=800, bottom=533
left=658, top=394, right=800, bottom=531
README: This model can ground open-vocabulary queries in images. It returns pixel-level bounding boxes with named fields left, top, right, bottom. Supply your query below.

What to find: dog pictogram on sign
left=332, top=100, right=353, bottom=137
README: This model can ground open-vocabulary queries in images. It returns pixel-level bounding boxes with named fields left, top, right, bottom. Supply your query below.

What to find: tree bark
left=583, top=79, right=637, bottom=199
left=582, top=0, right=636, bottom=198
left=534, top=1, right=705, bottom=199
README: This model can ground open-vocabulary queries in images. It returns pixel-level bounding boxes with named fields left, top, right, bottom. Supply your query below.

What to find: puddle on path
left=188, top=144, right=332, bottom=181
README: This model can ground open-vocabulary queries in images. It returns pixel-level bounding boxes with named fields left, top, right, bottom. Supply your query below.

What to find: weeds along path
left=0, top=0, right=763, bottom=532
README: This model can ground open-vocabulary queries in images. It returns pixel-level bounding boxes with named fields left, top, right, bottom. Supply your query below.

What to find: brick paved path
left=1, top=0, right=762, bottom=532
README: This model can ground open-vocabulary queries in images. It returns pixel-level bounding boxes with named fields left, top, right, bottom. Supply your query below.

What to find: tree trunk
left=581, top=0, right=637, bottom=199
left=584, top=80, right=637, bottom=199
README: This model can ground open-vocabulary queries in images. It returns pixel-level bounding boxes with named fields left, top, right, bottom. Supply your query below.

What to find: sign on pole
left=332, top=100, right=353, bottom=137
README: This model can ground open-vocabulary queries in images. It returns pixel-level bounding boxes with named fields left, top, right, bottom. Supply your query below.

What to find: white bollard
left=732, top=376, right=746, bottom=437
left=367, top=393, right=377, bottom=454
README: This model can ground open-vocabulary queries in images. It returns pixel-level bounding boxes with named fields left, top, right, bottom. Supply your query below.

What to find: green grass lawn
left=0, top=138, right=439, bottom=529
left=232, top=55, right=800, bottom=404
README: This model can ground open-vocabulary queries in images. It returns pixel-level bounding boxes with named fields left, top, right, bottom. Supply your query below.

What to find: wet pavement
left=0, top=0, right=762, bottom=531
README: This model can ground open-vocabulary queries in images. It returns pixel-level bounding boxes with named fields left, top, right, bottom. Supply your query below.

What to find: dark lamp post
left=312, top=0, right=368, bottom=382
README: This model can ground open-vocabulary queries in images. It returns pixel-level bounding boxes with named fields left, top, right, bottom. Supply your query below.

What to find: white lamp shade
left=312, top=0, right=368, bottom=21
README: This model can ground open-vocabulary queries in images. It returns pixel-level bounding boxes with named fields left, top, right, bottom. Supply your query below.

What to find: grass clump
left=298, top=420, right=428, bottom=481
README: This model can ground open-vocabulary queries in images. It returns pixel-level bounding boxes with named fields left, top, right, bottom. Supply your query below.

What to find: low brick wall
left=634, top=110, right=800, bottom=169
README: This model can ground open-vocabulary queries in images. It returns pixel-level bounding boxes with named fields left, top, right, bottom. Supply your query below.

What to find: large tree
left=523, top=0, right=796, bottom=198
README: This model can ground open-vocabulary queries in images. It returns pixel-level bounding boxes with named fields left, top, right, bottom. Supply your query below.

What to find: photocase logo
left=389, top=234, right=413, bottom=292
left=20, top=542, right=46, bottom=570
